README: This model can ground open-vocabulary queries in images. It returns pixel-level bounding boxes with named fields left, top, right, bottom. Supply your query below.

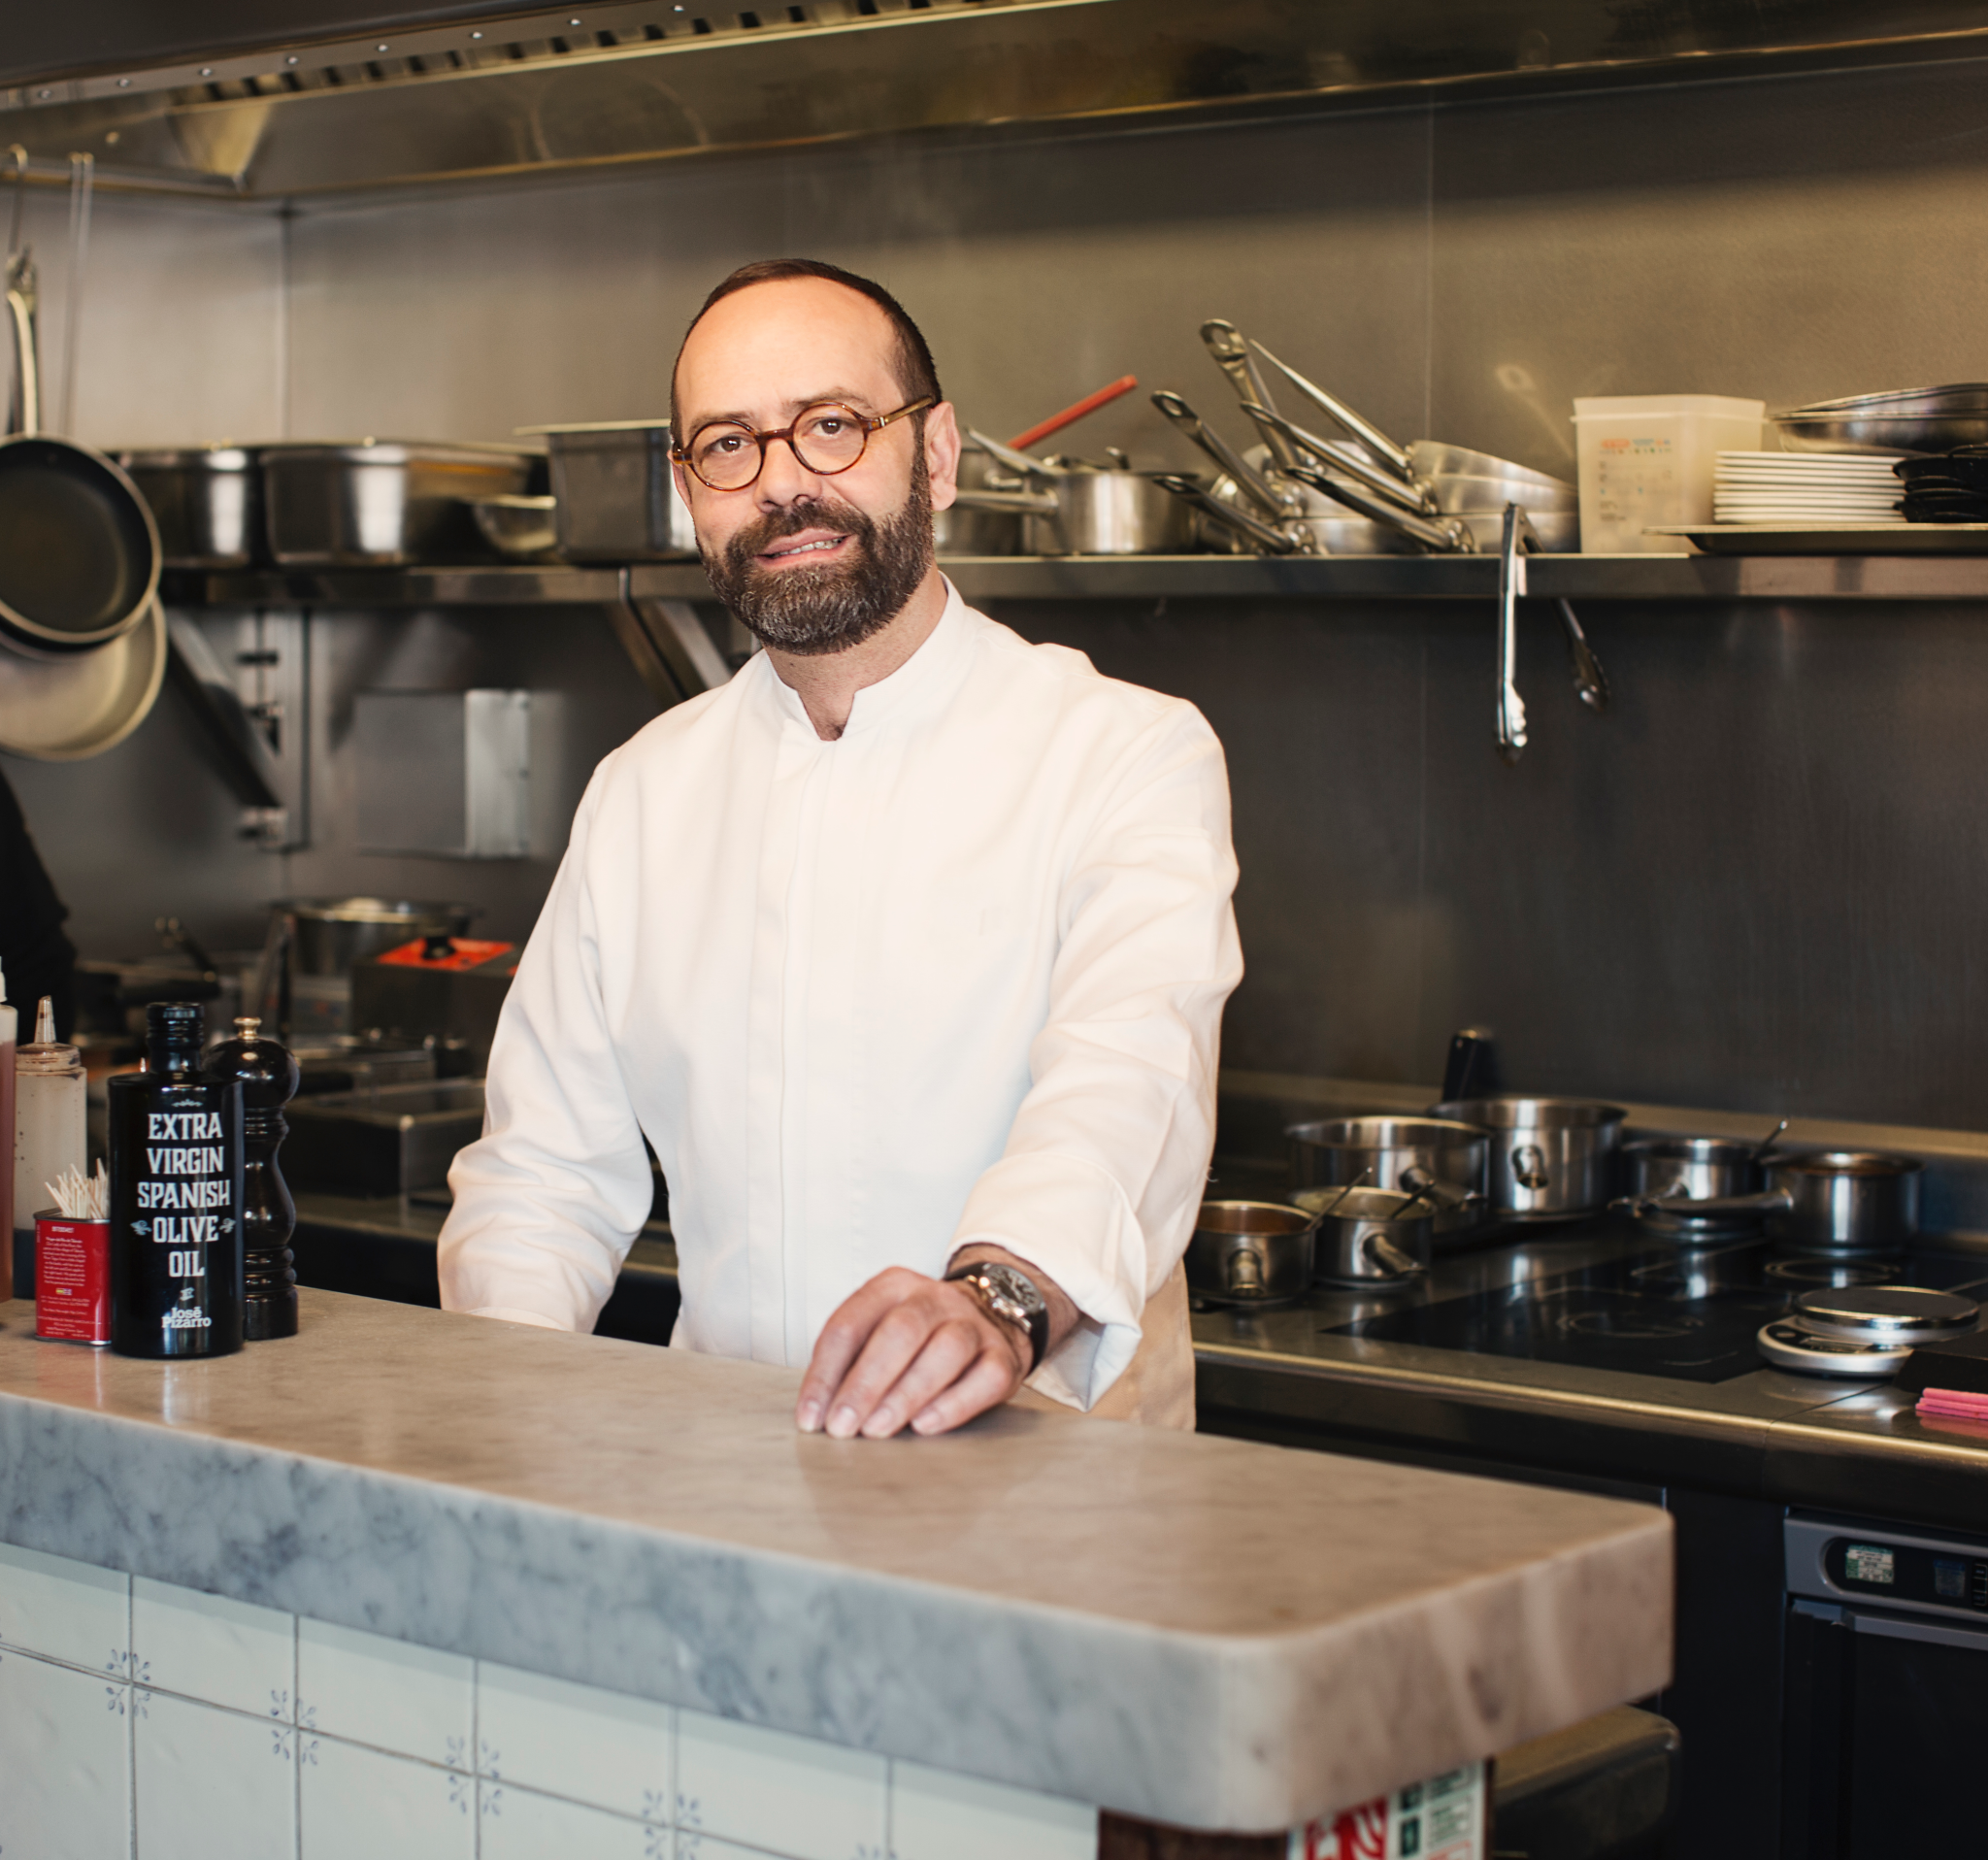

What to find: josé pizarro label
left=35, top=1214, right=110, bottom=1345
left=1290, top=1763, right=1486, bottom=1860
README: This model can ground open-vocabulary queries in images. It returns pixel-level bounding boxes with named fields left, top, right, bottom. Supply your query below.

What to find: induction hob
left=1331, top=1240, right=1988, bottom=1384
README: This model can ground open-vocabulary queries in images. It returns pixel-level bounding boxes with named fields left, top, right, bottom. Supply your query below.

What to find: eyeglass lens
left=688, top=404, right=872, bottom=489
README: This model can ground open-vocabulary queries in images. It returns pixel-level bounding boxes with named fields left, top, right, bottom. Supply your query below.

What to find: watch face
left=977, top=1263, right=1045, bottom=1318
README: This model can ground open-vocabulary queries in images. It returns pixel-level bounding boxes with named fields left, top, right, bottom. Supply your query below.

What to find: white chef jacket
left=438, top=582, right=1242, bottom=1418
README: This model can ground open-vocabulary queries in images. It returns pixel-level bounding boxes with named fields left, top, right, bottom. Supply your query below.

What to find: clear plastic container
left=1574, top=395, right=1766, bottom=552
left=17, top=997, right=84, bottom=1279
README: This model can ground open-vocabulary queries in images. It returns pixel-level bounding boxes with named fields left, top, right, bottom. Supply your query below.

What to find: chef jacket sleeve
left=948, top=701, right=1242, bottom=1410
left=437, top=776, right=655, bottom=1330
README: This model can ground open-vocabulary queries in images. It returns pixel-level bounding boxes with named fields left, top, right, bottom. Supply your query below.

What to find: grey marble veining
left=0, top=1291, right=1670, bottom=1831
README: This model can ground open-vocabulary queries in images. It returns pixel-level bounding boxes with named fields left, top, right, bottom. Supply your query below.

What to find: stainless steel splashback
left=9, top=0, right=1988, bottom=199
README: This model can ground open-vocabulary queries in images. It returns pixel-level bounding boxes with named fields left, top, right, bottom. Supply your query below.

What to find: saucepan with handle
left=948, top=428, right=1196, bottom=555
left=1185, top=1200, right=1318, bottom=1305
left=1431, top=1095, right=1628, bottom=1220
left=1618, top=1148, right=1921, bottom=1256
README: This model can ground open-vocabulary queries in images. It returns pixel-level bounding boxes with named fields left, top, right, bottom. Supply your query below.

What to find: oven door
left=1781, top=1595, right=1988, bottom=1857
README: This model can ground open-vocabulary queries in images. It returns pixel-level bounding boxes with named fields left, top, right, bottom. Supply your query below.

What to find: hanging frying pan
left=0, top=150, right=158, bottom=659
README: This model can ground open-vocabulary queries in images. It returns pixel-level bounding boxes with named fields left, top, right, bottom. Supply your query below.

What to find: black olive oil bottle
left=109, top=1002, right=246, bottom=1359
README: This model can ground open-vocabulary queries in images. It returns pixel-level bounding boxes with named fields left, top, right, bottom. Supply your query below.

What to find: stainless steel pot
left=518, top=420, right=698, bottom=561
left=957, top=430, right=1196, bottom=554
left=1185, top=1201, right=1316, bottom=1305
left=1619, top=1147, right=1922, bottom=1254
left=261, top=442, right=533, bottom=566
left=1617, top=1137, right=1769, bottom=1241
left=1286, top=1116, right=1488, bottom=1235
left=1293, top=1185, right=1434, bottom=1283
left=1431, top=1096, right=1627, bottom=1219
left=933, top=441, right=1025, bottom=555
left=257, top=896, right=478, bottom=1039
left=116, top=447, right=261, bottom=569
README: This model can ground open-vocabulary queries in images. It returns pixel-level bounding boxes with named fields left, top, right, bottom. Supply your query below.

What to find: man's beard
left=701, top=450, right=935, bottom=657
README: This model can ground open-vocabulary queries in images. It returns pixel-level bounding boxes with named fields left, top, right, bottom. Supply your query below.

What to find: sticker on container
left=1290, top=1761, right=1486, bottom=1859
left=1845, top=1543, right=1896, bottom=1586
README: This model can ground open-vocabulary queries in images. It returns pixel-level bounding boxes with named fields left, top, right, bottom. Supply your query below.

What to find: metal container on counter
left=1286, top=1115, right=1489, bottom=1236
left=258, top=898, right=477, bottom=1039
left=1185, top=1201, right=1316, bottom=1305
left=261, top=442, right=534, bottom=566
left=1293, top=1185, right=1433, bottom=1284
left=519, top=420, right=698, bottom=560
left=116, top=447, right=262, bottom=569
left=1431, top=1096, right=1627, bottom=1220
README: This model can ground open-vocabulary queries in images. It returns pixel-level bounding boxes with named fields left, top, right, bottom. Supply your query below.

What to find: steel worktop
left=1191, top=1219, right=1988, bottom=1536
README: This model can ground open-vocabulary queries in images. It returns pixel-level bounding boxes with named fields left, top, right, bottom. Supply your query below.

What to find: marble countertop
left=0, top=1289, right=1671, bottom=1832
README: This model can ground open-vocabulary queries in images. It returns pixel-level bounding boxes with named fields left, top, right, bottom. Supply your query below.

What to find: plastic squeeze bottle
left=16, top=997, right=85, bottom=1298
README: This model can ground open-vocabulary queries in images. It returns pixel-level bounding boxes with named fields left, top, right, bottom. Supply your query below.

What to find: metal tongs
left=1498, top=508, right=1608, bottom=763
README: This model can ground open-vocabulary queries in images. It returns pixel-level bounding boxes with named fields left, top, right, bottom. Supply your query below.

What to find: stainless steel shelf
left=169, top=551, right=1988, bottom=609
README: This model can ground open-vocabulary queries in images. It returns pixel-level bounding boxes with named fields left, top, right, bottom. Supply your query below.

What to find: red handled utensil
left=1009, top=374, right=1138, bottom=451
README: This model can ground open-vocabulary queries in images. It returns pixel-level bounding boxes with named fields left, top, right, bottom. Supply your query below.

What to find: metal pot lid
left=0, top=598, right=166, bottom=761
left=115, top=446, right=256, bottom=470
left=1791, top=1285, right=1978, bottom=1341
left=1757, top=1320, right=1913, bottom=1378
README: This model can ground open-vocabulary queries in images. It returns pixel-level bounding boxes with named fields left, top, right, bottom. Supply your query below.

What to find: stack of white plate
left=1713, top=451, right=1905, bottom=525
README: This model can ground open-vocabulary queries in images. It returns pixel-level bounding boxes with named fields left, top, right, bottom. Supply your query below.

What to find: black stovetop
left=1332, top=1239, right=1988, bottom=1384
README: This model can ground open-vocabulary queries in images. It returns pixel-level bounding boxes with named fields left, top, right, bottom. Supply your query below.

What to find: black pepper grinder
left=206, top=1014, right=301, bottom=1341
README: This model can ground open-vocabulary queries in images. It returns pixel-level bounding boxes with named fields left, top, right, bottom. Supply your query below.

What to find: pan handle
left=1250, top=339, right=1418, bottom=484
left=947, top=486, right=1061, bottom=516
left=1242, top=403, right=1440, bottom=517
left=1151, top=474, right=1312, bottom=555
left=1150, top=390, right=1298, bottom=519
left=1282, top=458, right=1475, bottom=553
left=1200, top=319, right=1306, bottom=475
left=965, top=428, right=1062, bottom=480
left=1613, top=1190, right=1794, bottom=1220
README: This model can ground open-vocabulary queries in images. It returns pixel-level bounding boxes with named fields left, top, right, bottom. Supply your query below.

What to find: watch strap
left=944, top=1261, right=1048, bottom=1372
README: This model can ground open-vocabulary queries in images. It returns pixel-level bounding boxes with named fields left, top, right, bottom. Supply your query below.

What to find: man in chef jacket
left=440, top=259, right=1242, bottom=1434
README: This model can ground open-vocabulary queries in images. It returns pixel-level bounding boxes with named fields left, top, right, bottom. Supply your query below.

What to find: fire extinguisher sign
left=1288, top=1761, right=1487, bottom=1860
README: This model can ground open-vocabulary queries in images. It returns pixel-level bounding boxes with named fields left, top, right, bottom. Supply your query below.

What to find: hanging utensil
left=1497, top=506, right=1531, bottom=763
left=1009, top=375, right=1138, bottom=451
left=58, top=152, right=90, bottom=438
left=1556, top=598, right=1609, bottom=712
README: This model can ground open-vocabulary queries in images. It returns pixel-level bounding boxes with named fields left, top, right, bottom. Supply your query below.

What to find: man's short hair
left=670, top=258, right=942, bottom=436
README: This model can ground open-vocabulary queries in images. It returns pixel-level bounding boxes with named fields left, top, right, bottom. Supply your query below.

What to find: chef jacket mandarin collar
left=756, top=578, right=976, bottom=740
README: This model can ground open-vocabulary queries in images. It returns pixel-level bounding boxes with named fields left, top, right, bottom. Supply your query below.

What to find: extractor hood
left=5, top=0, right=1988, bottom=201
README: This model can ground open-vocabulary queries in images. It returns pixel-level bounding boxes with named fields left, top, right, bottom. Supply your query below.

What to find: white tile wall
left=477, top=1659, right=673, bottom=1821
left=890, top=1759, right=1097, bottom=1860
left=677, top=1710, right=888, bottom=1860
left=135, top=1690, right=296, bottom=1860
left=296, top=1616, right=472, bottom=1766
left=0, top=1540, right=131, bottom=1671
left=299, top=1732, right=475, bottom=1860
left=0, top=1648, right=134, bottom=1860
left=479, top=1779, right=666, bottom=1859
left=0, top=1549, right=1116, bottom=1860
left=132, top=1577, right=294, bottom=1719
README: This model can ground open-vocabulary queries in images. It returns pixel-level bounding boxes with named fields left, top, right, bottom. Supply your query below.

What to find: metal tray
left=261, top=442, right=535, bottom=567
left=1649, top=524, right=1988, bottom=555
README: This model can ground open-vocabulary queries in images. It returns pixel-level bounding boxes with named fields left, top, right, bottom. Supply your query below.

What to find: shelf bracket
left=608, top=573, right=732, bottom=707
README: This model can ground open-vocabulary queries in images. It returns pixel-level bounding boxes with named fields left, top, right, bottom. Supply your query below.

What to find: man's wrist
left=944, top=1258, right=1048, bottom=1373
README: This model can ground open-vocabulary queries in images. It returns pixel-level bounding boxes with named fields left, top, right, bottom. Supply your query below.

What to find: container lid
left=1793, top=1285, right=1978, bottom=1339
left=1574, top=395, right=1767, bottom=419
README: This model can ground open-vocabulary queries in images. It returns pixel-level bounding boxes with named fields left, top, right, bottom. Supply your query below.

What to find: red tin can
left=36, top=1210, right=111, bottom=1345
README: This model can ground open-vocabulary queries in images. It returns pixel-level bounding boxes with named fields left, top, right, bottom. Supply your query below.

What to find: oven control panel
left=1788, top=1515, right=1988, bottom=1622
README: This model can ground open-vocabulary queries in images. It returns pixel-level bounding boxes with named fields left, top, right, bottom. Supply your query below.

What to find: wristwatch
left=944, top=1260, right=1049, bottom=1372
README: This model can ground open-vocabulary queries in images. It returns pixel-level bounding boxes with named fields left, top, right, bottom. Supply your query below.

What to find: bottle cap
left=18, top=994, right=81, bottom=1077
